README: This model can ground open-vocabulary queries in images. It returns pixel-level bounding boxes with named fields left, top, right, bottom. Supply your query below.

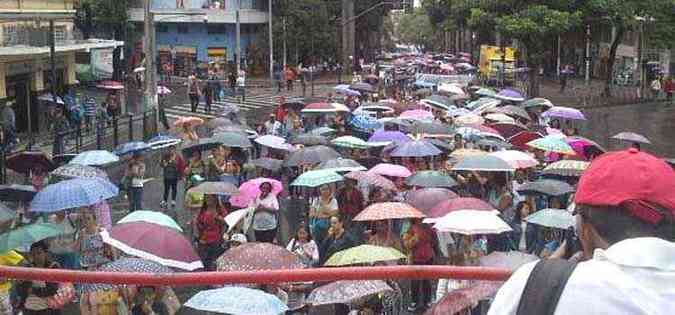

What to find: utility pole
left=143, top=0, right=156, bottom=113
left=341, top=0, right=354, bottom=75
left=585, top=24, right=591, bottom=84
left=282, top=17, right=287, bottom=67
left=268, top=0, right=274, bottom=86
left=236, top=0, right=241, bottom=74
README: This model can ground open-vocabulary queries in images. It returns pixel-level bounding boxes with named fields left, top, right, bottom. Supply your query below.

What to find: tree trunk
left=604, top=25, right=625, bottom=97
left=112, top=28, right=123, bottom=81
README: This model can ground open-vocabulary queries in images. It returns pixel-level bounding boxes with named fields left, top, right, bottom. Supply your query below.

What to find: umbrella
left=452, top=155, right=515, bottom=172
left=38, top=93, right=64, bottom=104
left=114, top=141, right=151, bottom=156
left=455, top=126, right=486, bottom=141
left=0, top=222, right=64, bottom=253
left=69, top=150, right=119, bottom=166
left=185, top=286, right=288, bottom=315
left=488, top=122, right=529, bottom=139
left=426, top=281, right=503, bottom=315
left=368, top=163, right=412, bottom=178
left=254, top=135, right=290, bottom=151
left=147, top=134, right=182, bottom=149
left=410, top=121, right=454, bottom=135
left=290, top=134, right=329, bottom=146
left=188, top=181, right=239, bottom=196
left=157, top=85, right=172, bottom=95
left=415, top=88, right=433, bottom=96
left=368, top=131, right=411, bottom=146
left=354, top=202, right=426, bottom=221
left=493, top=105, right=531, bottom=121
left=422, top=95, right=454, bottom=111
left=479, top=251, right=539, bottom=271
left=476, top=139, right=513, bottom=150
left=399, top=109, right=433, bottom=120
left=331, top=136, right=370, bottom=149
left=302, top=102, right=350, bottom=113
left=525, top=208, right=575, bottom=229
left=488, top=150, right=539, bottom=169
left=350, top=82, right=376, bottom=93
left=317, top=158, right=366, bottom=173
left=344, top=171, right=397, bottom=191
left=516, top=179, right=575, bottom=196
left=291, top=169, right=343, bottom=187
left=216, top=242, right=305, bottom=272
left=390, top=140, right=442, bottom=157
left=250, top=157, right=283, bottom=172
left=207, top=117, right=233, bottom=129
left=80, top=257, right=174, bottom=293
left=612, top=132, right=651, bottom=144
left=334, top=84, right=361, bottom=96
left=474, top=87, right=497, bottom=98
left=350, top=115, right=383, bottom=131
left=51, top=164, right=108, bottom=180
left=30, top=178, right=118, bottom=213
left=224, top=209, right=249, bottom=233
left=541, top=106, right=586, bottom=120
left=454, top=114, right=485, bottom=126
left=0, top=184, right=36, bottom=202
left=405, top=171, right=458, bottom=188
left=438, top=84, right=465, bottom=96
left=508, top=131, right=544, bottom=150
left=427, top=138, right=455, bottom=152
left=565, top=136, right=606, bottom=159
left=324, top=245, right=406, bottom=266
left=426, top=197, right=496, bottom=219
left=6, top=151, right=55, bottom=174
left=173, top=116, right=204, bottom=128
left=527, top=136, right=576, bottom=155
left=133, top=67, right=146, bottom=73
left=117, top=210, right=182, bottom=232
left=212, top=131, right=253, bottom=148
left=284, top=145, right=341, bottom=167
left=307, top=280, right=393, bottom=306
left=95, top=80, right=124, bottom=90
left=541, top=160, right=590, bottom=177
left=229, top=178, right=283, bottom=208
left=101, top=222, right=203, bottom=270
left=0, top=203, right=14, bottom=224
left=406, top=188, right=458, bottom=213
left=522, top=97, right=553, bottom=109
left=495, top=89, right=525, bottom=102
left=433, top=210, right=512, bottom=235
left=484, top=113, right=515, bottom=123
left=181, top=138, right=221, bottom=156
left=450, top=149, right=487, bottom=159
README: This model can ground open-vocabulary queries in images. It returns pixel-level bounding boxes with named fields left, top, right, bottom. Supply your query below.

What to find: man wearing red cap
left=488, top=148, right=675, bottom=315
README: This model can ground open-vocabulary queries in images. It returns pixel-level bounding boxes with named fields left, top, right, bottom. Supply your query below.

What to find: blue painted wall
left=152, top=0, right=264, bottom=10
left=156, top=23, right=257, bottom=62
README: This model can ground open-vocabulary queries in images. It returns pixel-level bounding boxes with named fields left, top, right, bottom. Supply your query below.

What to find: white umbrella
left=433, top=210, right=512, bottom=235
left=488, top=150, right=539, bottom=169
left=484, top=113, right=515, bottom=123
left=438, top=83, right=466, bottom=96
left=225, top=209, right=249, bottom=233
left=133, top=67, right=146, bottom=73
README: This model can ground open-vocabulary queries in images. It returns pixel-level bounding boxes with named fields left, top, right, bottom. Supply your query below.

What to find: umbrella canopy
left=488, top=122, right=529, bottom=139
left=80, top=257, right=174, bottom=293
left=344, top=171, right=397, bottom=191
left=69, top=150, right=119, bottom=166
left=410, top=121, right=454, bottom=135
left=6, top=151, right=55, bottom=174
left=495, top=89, right=525, bottom=102
left=450, top=149, right=488, bottom=159
left=212, top=131, right=254, bottom=148
left=216, top=242, right=305, bottom=272
left=390, top=140, right=442, bottom=157
left=452, top=155, right=515, bottom=172
left=96, top=80, right=124, bottom=90
left=284, top=145, right=341, bottom=167
left=525, top=208, right=575, bottom=229
left=331, top=136, right=370, bottom=149
left=181, top=138, right=221, bottom=156
left=0, top=203, right=14, bottom=224
left=426, top=197, right=496, bottom=220
left=474, top=88, right=497, bottom=98
left=250, top=157, right=283, bottom=172
left=173, top=116, right=204, bottom=128
left=101, top=222, right=203, bottom=270
left=399, top=109, right=434, bottom=120
left=405, top=188, right=458, bottom=213
left=254, top=135, right=289, bottom=151
left=368, top=131, right=410, bottom=146
left=527, top=136, right=576, bottom=155
left=307, top=280, right=393, bottom=306
left=350, top=82, right=376, bottom=93
left=229, top=178, right=283, bottom=208
left=289, top=134, right=329, bottom=146
left=454, top=114, right=485, bottom=126
left=334, top=84, right=361, bottom=96
left=508, top=131, right=544, bottom=150
left=368, top=163, right=412, bottom=178
left=522, top=97, right=553, bottom=109
left=117, top=210, right=182, bottom=232
left=354, top=202, right=426, bottom=221
left=188, top=181, right=239, bottom=196
left=0, top=222, right=64, bottom=253
left=426, top=281, right=503, bottom=315
left=350, top=115, right=383, bottom=131
left=324, top=245, right=406, bottom=266
left=541, top=160, right=590, bottom=177
left=484, top=113, right=515, bottom=123
left=0, top=184, right=36, bottom=202
left=147, top=134, right=181, bottom=149
left=493, top=105, right=531, bottom=121
left=114, top=141, right=151, bottom=156
left=317, top=158, right=366, bottom=173
left=612, top=131, right=651, bottom=144
left=479, top=251, right=539, bottom=271
left=542, top=106, right=586, bottom=120
left=488, top=150, right=539, bottom=169
left=516, top=179, right=575, bottom=196
left=30, top=178, right=118, bottom=213
left=51, top=164, right=107, bottom=180
left=185, top=286, right=288, bottom=315
left=434, top=210, right=512, bottom=235
left=405, top=171, right=458, bottom=188
left=291, top=169, right=343, bottom=187
left=565, top=136, right=606, bottom=159
left=422, top=95, right=454, bottom=111
left=438, top=84, right=465, bottom=95
left=38, top=93, right=64, bottom=104
left=476, top=138, right=513, bottom=150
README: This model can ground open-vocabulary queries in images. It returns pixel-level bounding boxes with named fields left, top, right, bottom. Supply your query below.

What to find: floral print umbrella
left=51, top=164, right=108, bottom=181
left=216, top=242, right=305, bottom=272
left=353, top=202, right=426, bottom=221
left=307, top=280, right=393, bottom=306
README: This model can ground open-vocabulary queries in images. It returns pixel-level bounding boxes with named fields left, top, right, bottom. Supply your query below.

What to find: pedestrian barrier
left=0, top=265, right=511, bottom=286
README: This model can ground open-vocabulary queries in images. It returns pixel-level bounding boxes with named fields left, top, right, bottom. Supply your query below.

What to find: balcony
left=127, top=7, right=268, bottom=25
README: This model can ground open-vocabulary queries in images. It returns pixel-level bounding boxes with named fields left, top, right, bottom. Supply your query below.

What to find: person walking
left=285, top=66, right=295, bottom=91
left=187, top=73, right=200, bottom=113
left=126, top=152, right=146, bottom=211
left=160, top=145, right=185, bottom=209
left=202, top=81, right=214, bottom=114
left=403, top=218, right=435, bottom=312
left=664, top=76, right=674, bottom=102
left=228, top=71, right=237, bottom=96
left=650, top=76, right=662, bottom=100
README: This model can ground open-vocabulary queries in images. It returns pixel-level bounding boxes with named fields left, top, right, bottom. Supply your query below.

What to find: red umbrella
left=488, top=122, right=529, bottom=139
left=425, top=281, right=503, bottom=315
left=216, top=242, right=305, bottom=272
left=427, top=197, right=495, bottom=219
left=354, top=202, right=426, bottom=221
left=508, top=131, right=544, bottom=150
left=405, top=188, right=458, bottom=213
left=6, top=151, right=55, bottom=174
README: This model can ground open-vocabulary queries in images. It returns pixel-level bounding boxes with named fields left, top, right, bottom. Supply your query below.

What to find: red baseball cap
left=575, top=148, right=675, bottom=224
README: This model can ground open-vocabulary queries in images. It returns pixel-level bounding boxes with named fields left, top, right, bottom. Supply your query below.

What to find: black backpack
left=516, top=258, right=578, bottom=315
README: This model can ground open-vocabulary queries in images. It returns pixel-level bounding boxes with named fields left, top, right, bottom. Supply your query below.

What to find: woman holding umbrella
left=195, top=195, right=227, bottom=270
left=250, top=182, right=280, bottom=243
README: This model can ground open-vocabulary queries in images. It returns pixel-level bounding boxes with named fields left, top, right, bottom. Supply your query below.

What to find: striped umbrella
left=526, top=136, right=576, bottom=155
left=30, top=178, right=118, bottom=213
left=541, top=160, right=590, bottom=177
left=51, top=164, right=107, bottom=181
left=69, top=150, right=119, bottom=166
left=331, top=136, right=370, bottom=149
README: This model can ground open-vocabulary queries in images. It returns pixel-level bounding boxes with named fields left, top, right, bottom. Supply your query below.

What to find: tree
left=397, top=8, right=440, bottom=51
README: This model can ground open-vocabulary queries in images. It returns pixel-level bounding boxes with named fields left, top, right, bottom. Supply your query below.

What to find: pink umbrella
left=426, top=197, right=496, bottom=219
left=399, top=109, right=433, bottom=120
left=368, top=163, right=412, bottom=178
left=344, top=171, right=397, bottom=191
left=157, top=86, right=172, bottom=95
left=565, top=136, right=606, bottom=160
left=426, top=281, right=503, bottom=315
left=406, top=188, right=458, bottom=213
left=230, top=178, right=283, bottom=208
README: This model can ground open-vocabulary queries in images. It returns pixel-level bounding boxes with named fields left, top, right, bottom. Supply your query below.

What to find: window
left=207, top=24, right=227, bottom=34
left=53, top=26, right=67, bottom=42
left=157, top=24, right=169, bottom=33
left=3, top=24, right=18, bottom=45
left=177, top=24, right=189, bottom=34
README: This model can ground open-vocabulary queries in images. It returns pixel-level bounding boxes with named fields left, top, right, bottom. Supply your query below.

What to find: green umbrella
left=525, top=208, right=575, bottom=229
left=291, top=170, right=343, bottom=188
left=474, top=87, right=497, bottom=98
left=331, top=136, right=370, bottom=149
left=0, top=223, right=64, bottom=253
left=324, top=245, right=406, bottom=266
left=522, top=97, right=554, bottom=109
left=117, top=210, right=183, bottom=232
left=405, top=171, right=458, bottom=188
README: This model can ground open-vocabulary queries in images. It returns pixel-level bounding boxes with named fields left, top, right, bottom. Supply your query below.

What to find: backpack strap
left=516, top=258, right=578, bottom=315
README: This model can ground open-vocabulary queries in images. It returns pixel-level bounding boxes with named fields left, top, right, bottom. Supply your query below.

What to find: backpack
left=516, top=258, right=578, bottom=315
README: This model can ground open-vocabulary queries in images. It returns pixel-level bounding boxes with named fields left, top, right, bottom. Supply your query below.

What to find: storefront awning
left=0, top=39, right=124, bottom=57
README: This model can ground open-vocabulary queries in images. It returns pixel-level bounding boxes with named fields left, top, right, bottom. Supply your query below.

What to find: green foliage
left=397, top=8, right=440, bottom=50
left=74, top=0, right=132, bottom=39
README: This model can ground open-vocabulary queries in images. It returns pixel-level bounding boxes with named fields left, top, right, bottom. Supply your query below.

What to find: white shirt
left=250, top=194, right=279, bottom=231
left=488, top=237, right=675, bottom=315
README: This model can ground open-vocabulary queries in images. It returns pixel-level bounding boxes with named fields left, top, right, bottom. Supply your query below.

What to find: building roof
left=0, top=39, right=124, bottom=57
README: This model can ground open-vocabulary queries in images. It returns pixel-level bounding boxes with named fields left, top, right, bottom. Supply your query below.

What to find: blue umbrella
left=390, top=140, right=442, bottom=157
left=69, top=150, right=119, bottom=166
left=114, top=141, right=151, bottom=156
left=185, top=286, right=288, bottom=315
left=30, top=178, right=119, bottom=213
left=147, top=134, right=182, bottom=149
left=350, top=115, right=382, bottom=131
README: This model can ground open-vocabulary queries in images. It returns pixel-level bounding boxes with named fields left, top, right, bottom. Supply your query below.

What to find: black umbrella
left=181, top=138, right=221, bottom=157
left=289, top=134, right=329, bottom=146
left=211, top=131, right=253, bottom=148
left=282, top=98, right=306, bottom=111
left=517, top=179, right=575, bottom=196
left=317, top=158, right=366, bottom=172
left=0, top=184, right=37, bottom=202
left=427, top=138, right=454, bottom=152
left=250, top=157, right=283, bottom=172
left=410, top=121, right=454, bottom=135
left=405, top=171, right=458, bottom=188
left=6, top=151, right=55, bottom=174
left=284, top=145, right=340, bottom=167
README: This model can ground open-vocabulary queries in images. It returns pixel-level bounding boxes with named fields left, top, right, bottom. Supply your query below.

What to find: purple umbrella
left=390, top=140, right=442, bottom=157
left=541, top=106, right=586, bottom=120
left=368, top=131, right=411, bottom=145
left=495, top=89, right=525, bottom=102
left=612, top=132, right=651, bottom=144
left=406, top=188, right=458, bottom=213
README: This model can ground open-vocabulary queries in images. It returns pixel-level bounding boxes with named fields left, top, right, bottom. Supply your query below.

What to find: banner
left=91, top=48, right=114, bottom=79
left=414, top=74, right=474, bottom=87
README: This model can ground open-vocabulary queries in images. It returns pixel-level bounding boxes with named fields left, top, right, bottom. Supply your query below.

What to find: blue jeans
left=129, top=187, right=143, bottom=211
